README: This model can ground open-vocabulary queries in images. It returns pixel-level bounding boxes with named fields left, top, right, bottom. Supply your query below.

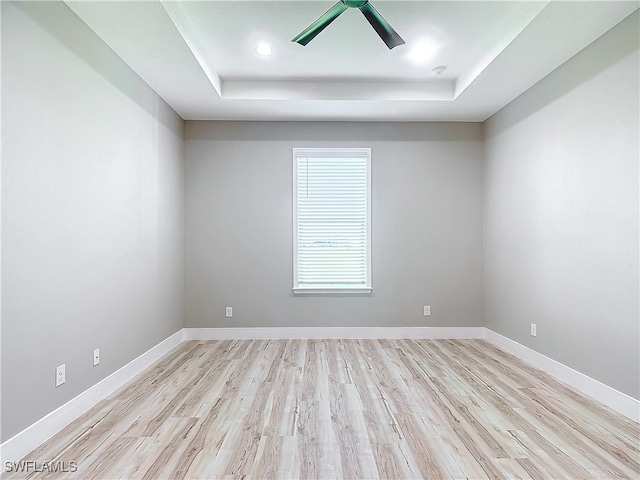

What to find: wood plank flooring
left=3, top=339, right=639, bottom=479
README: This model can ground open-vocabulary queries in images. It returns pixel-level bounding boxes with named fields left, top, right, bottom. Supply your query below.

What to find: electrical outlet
left=93, top=348, right=100, bottom=366
left=56, top=364, right=66, bottom=387
left=423, top=305, right=431, bottom=316
left=530, top=323, right=537, bottom=337
left=225, top=306, right=233, bottom=318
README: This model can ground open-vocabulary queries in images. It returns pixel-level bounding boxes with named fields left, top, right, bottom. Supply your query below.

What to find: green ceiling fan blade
left=292, top=1, right=349, bottom=46
left=358, top=2, right=405, bottom=49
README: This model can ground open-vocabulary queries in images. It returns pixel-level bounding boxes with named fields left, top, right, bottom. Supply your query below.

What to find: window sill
left=293, top=287, right=373, bottom=296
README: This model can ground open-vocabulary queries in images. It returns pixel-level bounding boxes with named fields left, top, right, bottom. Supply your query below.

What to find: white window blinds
left=293, top=148, right=371, bottom=293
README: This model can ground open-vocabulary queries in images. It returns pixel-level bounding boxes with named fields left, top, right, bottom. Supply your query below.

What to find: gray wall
left=185, top=121, right=484, bottom=328
left=1, top=2, right=185, bottom=441
left=483, top=11, right=639, bottom=399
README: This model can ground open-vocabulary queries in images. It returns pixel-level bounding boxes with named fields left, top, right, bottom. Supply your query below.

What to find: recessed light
left=406, top=40, right=438, bottom=65
left=254, top=44, right=272, bottom=56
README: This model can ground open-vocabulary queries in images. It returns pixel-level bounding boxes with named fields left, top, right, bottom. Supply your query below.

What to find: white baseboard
left=183, top=326, right=485, bottom=340
left=483, top=328, right=640, bottom=423
left=0, top=329, right=185, bottom=467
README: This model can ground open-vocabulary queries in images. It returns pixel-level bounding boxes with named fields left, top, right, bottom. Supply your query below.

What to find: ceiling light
left=406, top=40, right=438, bottom=65
left=254, top=44, right=272, bottom=56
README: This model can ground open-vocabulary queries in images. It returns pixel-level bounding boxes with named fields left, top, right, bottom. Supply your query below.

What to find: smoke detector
left=432, top=65, right=446, bottom=77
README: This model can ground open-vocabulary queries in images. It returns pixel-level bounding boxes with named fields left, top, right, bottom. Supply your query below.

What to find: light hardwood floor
left=3, top=339, right=639, bottom=479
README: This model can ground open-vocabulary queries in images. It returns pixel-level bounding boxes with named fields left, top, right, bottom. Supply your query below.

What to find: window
left=293, top=148, right=372, bottom=294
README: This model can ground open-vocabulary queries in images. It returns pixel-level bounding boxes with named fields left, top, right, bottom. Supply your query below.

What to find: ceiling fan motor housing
left=342, top=0, right=369, bottom=7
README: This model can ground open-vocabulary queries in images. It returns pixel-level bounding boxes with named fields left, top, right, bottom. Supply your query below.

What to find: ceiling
left=64, top=1, right=638, bottom=122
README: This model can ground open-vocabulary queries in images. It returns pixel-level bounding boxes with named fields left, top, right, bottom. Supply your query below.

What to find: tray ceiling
left=65, top=1, right=639, bottom=121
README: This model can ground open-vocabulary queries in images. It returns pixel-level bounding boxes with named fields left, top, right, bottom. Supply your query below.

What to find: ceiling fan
left=292, top=0, right=405, bottom=50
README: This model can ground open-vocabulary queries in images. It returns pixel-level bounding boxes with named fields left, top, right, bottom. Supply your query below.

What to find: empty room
left=1, top=0, right=638, bottom=478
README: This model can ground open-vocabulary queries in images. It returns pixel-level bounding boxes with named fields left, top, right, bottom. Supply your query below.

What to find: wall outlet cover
left=56, top=364, right=66, bottom=387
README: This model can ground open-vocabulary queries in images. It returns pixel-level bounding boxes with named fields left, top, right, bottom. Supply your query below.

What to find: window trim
left=292, top=147, right=372, bottom=295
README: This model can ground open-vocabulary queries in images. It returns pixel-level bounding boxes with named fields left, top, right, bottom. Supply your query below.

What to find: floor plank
left=3, top=339, right=639, bottom=480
